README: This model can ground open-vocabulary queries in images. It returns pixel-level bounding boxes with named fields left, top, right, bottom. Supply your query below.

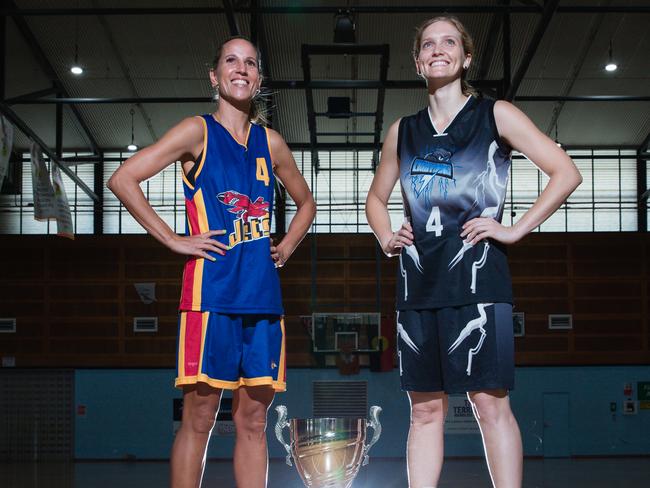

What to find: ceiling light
left=604, top=40, right=617, bottom=72
left=333, top=11, right=355, bottom=43
left=70, top=18, right=83, bottom=76
left=127, top=108, right=138, bottom=152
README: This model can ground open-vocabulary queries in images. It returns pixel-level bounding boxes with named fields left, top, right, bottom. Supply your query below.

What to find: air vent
left=133, top=317, right=158, bottom=333
left=313, top=380, right=367, bottom=418
left=0, top=318, right=16, bottom=333
left=548, top=314, right=572, bottom=330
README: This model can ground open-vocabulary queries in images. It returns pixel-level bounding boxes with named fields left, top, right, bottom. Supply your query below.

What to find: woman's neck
left=426, top=79, right=468, bottom=124
left=213, top=99, right=251, bottom=137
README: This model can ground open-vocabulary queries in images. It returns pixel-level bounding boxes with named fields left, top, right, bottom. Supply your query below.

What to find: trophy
left=274, top=405, right=382, bottom=488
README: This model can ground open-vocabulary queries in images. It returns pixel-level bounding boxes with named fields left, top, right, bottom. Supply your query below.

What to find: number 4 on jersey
left=256, top=157, right=270, bottom=186
left=426, top=206, right=443, bottom=236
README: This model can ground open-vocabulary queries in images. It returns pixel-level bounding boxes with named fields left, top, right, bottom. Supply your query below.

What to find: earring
left=254, top=88, right=261, bottom=97
left=212, top=84, right=220, bottom=101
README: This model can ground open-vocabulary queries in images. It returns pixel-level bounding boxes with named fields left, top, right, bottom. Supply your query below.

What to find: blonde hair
left=412, top=16, right=478, bottom=97
left=211, top=35, right=269, bottom=126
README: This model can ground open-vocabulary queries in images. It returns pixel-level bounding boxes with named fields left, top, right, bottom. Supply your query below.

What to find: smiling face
left=210, top=38, right=262, bottom=105
left=414, top=20, right=471, bottom=84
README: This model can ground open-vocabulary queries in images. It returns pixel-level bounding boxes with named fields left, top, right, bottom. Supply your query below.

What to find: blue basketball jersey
left=396, top=96, right=513, bottom=309
left=179, top=115, right=282, bottom=315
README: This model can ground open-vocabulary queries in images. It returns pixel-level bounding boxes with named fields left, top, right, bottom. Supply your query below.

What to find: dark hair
left=211, top=35, right=268, bottom=126
left=412, top=16, right=477, bottom=97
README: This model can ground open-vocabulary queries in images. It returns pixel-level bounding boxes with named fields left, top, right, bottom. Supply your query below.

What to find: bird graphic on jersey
left=217, top=190, right=269, bottom=222
left=410, top=146, right=457, bottom=202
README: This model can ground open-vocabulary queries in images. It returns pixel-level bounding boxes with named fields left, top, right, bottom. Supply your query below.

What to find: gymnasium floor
left=1, top=457, right=649, bottom=487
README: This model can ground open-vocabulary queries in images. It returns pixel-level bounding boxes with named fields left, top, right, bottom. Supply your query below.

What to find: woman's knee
left=233, top=402, right=268, bottom=436
left=182, top=386, right=221, bottom=434
left=467, top=390, right=512, bottom=425
left=409, top=394, right=448, bottom=426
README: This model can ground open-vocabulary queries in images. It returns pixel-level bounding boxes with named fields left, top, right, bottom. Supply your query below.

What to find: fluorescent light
left=605, top=62, right=617, bottom=72
left=70, top=65, right=83, bottom=75
left=127, top=143, right=138, bottom=151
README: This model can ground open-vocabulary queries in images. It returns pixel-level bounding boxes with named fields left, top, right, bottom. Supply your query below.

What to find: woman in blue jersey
left=366, top=16, right=581, bottom=488
left=108, top=37, right=315, bottom=488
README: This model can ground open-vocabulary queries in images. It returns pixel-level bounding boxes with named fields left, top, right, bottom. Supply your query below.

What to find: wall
left=1, top=232, right=649, bottom=367
left=74, top=366, right=650, bottom=460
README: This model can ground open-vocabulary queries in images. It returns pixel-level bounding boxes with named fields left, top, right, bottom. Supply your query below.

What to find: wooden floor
left=1, top=457, right=649, bottom=487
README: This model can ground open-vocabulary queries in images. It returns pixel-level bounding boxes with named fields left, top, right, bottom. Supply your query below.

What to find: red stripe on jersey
left=185, top=197, right=200, bottom=236
left=183, top=311, right=204, bottom=377
left=181, top=259, right=196, bottom=308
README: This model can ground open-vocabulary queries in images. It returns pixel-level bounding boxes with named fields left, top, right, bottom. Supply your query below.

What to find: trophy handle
left=362, top=405, right=382, bottom=466
left=274, top=405, right=293, bottom=466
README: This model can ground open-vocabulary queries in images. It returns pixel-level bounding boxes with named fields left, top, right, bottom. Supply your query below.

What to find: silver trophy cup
left=274, top=405, right=382, bottom=488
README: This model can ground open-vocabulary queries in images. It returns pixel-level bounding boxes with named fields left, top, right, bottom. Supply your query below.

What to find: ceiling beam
left=373, top=45, right=390, bottom=169
left=505, top=0, right=559, bottom=101
left=7, top=1, right=101, bottom=155
left=4, top=86, right=59, bottom=104
left=300, top=44, right=318, bottom=170
left=545, top=2, right=609, bottom=136
left=476, top=7, right=503, bottom=81
left=4, top=6, right=650, bottom=16
left=223, top=0, right=240, bottom=36
left=501, top=1, right=512, bottom=98
left=94, top=10, right=158, bottom=143
left=639, top=131, right=650, bottom=155
left=11, top=95, right=650, bottom=104
left=0, top=101, right=99, bottom=201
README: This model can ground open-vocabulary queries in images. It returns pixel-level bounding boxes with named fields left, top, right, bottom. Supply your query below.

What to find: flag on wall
left=0, top=116, right=13, bottom=187
left=30, top=142, right=57, bottom=221
left=51, top=164, right=74, bottom=239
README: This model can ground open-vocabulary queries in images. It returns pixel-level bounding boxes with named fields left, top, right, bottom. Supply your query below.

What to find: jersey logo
left=410, top=147, right=457, bottom=200
left=218, top=190, right=269, bottom=222
left=218, top=190, right=271, bottom=248
left=411, top=156, right=453, bottom=179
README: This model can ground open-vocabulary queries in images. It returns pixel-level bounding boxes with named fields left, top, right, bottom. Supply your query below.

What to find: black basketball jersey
left=396, top=95, right=513, bottom=309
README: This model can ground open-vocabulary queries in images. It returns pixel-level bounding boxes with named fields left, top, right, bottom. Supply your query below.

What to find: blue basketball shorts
left=175, top=311, right=286, bottom=392
left=397, top=303, right=514, bottom=394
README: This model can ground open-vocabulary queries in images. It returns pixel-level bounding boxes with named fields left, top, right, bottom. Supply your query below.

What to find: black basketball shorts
left=397, top=303, right=514, bottom=394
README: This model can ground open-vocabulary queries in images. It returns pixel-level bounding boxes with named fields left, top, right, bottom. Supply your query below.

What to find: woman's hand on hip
left=270, top=238, right=290, bottom=268
left=460, top=218, right=522, bottom=245
left=167, top=230, right=229, bottom=261
left=382, top=221, right=414, bottom=257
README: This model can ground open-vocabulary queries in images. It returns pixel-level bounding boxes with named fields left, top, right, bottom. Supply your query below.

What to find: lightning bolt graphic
left=448, top=303, right=493, bottom=376
left=397, top=312, right=420, bottom=354
left=399, top=253, right=408, bottom=300
left=449, top=240, right=474, bottom=270
left=448, top=141, right=508, bottom=292
left=471, top=242, right=490, bottom=294
left=473, top=141, right=507, bottom=219
left=404, top=244, right=424, bottom=273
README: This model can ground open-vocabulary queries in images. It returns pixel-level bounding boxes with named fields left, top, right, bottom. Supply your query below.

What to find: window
left=0, top=152, right=95, bottom=234
left=0, top=148, right=640, bottom=235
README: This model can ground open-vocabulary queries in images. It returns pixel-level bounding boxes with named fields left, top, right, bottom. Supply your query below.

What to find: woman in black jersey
left=366, top=16, right=581, bottom=488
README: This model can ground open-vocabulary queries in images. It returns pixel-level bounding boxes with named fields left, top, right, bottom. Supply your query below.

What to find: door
left=542, top=392, right=570, bottom=457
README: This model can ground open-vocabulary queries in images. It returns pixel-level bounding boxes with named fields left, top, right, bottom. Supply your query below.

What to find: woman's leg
left=232, top=385, right=276, bottom=488
left=170, top=383, right=222, bottom=488
left=406, top=391, right=448, bottom=488
left=467, top=389, right=522, bottom=488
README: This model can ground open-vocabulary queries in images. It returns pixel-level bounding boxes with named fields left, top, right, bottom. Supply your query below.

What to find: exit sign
left=638, top=382, right=650, bottom=401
